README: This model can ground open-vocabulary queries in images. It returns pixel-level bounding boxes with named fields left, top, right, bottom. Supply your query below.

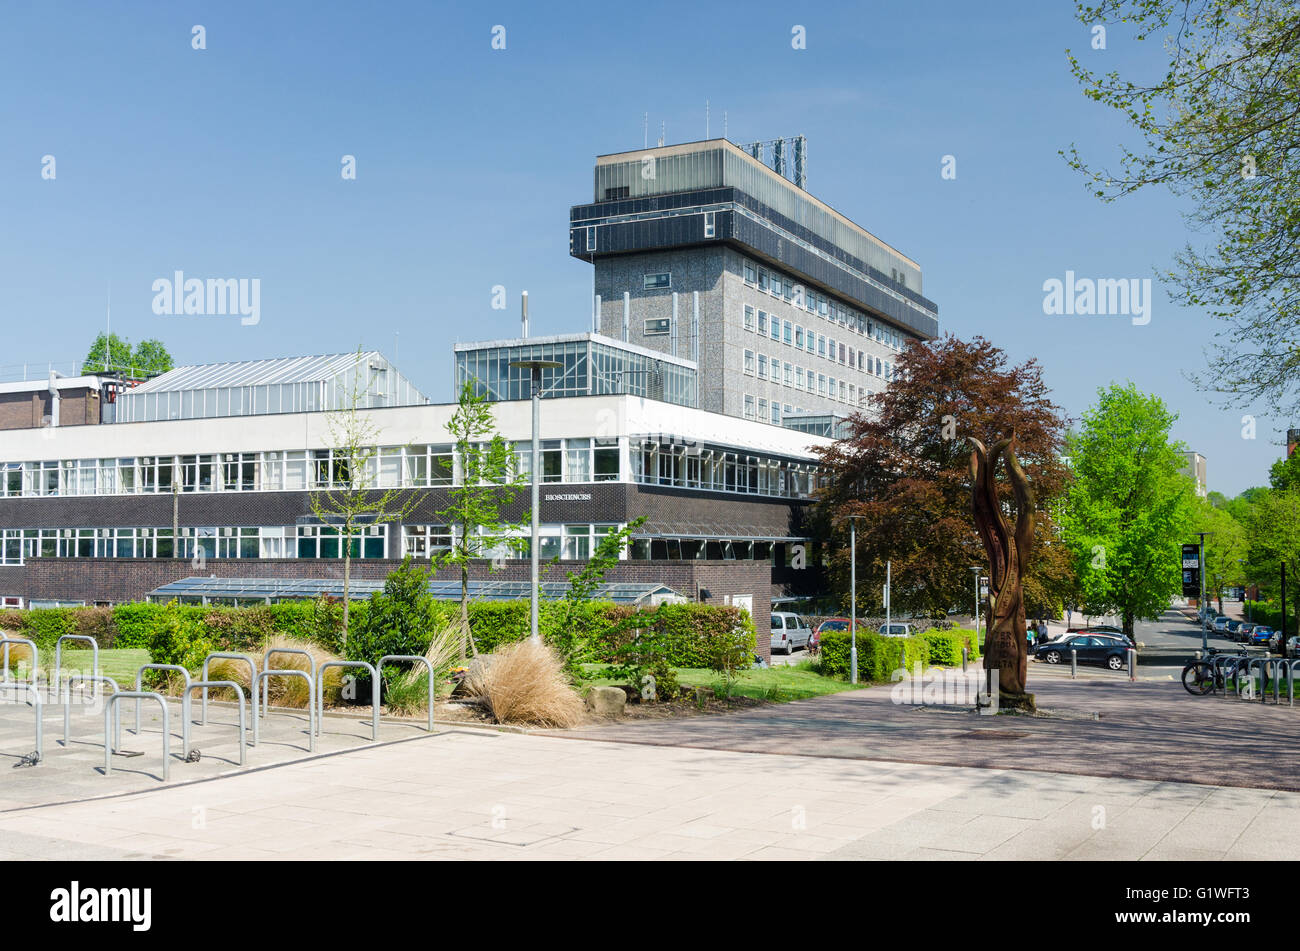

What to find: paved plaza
left=0, top=665, right=1297, bottom=860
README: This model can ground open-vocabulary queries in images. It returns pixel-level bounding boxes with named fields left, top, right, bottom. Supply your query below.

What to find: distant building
left=1180, top=451, right=1207, bottom=497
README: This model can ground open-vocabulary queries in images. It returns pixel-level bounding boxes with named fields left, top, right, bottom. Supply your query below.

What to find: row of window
left=0, top=525, right=387, bottom=565
left=742, top=349, right=887, bottom=405
left=629, top=443, right=818, bottom=498
left=742, top=306, right=894, bottom=381
left=0, top=523, right=628, bottom=566
left=0, top=439, right=621, bottom=499
left=741, top=258, right=906, bottom=350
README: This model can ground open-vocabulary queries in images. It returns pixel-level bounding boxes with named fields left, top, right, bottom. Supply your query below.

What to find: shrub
left=818, top=630, right=929, bottom=681
left=145, top=601, right=216, bottom=678
left=481, top=640, right=584, bottom=727
left=348, top=558, right=439, bottom=669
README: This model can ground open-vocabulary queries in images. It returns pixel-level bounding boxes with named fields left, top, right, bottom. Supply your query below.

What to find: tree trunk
left=1122, top=610, right=1134, bottom=640
left=342, top=542, right=351, bottom=649
left=459, top=566, right=469, bottom=663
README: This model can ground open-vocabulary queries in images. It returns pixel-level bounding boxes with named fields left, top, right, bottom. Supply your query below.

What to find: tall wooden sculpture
left=970, top=434, right=1035, bottom=709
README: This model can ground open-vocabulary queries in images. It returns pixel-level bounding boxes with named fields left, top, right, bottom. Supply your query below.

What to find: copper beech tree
left=813, top=335, right=1073, bottom=625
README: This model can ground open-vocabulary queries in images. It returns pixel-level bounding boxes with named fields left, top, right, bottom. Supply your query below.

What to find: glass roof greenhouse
left=116, top=352, right=429, bottom=422
left=147, top=576, right=685, bottom=607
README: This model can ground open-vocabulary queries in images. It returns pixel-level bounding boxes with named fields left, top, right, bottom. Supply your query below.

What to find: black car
left=1033, top=633, right=1131, bottom=671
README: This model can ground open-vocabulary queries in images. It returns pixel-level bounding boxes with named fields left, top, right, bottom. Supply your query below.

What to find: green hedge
left=818, top=627, right=979, bottom=681
left=0, top=598, right=751, bottom=671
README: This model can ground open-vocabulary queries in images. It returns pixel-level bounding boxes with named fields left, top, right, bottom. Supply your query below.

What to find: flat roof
left=594, top=138, right=920, bottom=271
left=147, top=576, right=683, bottom=605
left=454, top=333, right=698, bottom=370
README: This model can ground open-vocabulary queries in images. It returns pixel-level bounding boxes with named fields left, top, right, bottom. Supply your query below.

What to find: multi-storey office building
left=0, top=354, right=827, bottom=652
left=569, top=138, right=939, bottom=425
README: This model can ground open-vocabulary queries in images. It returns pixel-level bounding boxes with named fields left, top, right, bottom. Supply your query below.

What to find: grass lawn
left=578, top=661, right=862, bottom=702
left=47, top=648, right=151, bottom=687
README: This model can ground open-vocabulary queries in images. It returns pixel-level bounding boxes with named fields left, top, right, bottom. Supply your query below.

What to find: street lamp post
left=508, top=358, right=562, bottom=645
left=970, top=566, right=982, bottom=643
left=846, top=516, right=865, bottom=684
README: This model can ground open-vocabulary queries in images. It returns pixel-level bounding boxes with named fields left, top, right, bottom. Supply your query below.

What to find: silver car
left=770, top=612, right=811, bottom=654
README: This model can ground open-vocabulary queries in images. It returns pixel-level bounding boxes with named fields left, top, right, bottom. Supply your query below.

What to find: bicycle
left=1181, top=647, right=1249, bottom=696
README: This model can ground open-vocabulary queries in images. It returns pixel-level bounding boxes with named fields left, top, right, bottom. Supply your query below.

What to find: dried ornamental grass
left=207, top=636, right=345, bottom=709
left=481, top=640, right=584, bottom=728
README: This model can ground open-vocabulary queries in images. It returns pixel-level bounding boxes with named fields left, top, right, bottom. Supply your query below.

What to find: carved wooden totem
left=970, top=435, right=1035, bottom=700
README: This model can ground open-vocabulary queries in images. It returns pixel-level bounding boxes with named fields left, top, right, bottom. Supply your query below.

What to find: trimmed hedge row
left=817, top=627, right=979, bottom=681
left=0, top=599, right=757, bottom=671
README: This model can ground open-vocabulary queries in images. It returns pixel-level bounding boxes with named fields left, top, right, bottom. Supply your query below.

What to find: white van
left=770, top=612, right=811, bottom=654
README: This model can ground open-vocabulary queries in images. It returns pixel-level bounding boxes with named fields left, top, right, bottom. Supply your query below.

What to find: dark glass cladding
left=570, top=186, right=937, bottom=314
left=571, top=208, right=936, bottom=340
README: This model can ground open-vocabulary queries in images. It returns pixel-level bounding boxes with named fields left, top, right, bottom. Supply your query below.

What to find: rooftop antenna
left=723, top=111, right=728, bottom=141
left=105, top=282, right=111, bottom=375
left=658, top=120, right=665, bottom=148
left=521, top=290, right=529, bottom=338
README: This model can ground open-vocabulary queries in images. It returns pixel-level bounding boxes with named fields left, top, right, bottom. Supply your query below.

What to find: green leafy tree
left=1192, top=495, right=1248, bottom=610
left=1242, top=488, right=1300, bottom=634
left=1269, top=451, right=1300, bottom=492
left=435, top=382, right=528, bottom=660
left=814, top=334, right=1074, bottom=620
left=1058, top=384, right=1196, bottom=637
left=308, top=349, right=420, bottom=647
left=83, top=333, right=174, bottom=377
left=1065, top=0, right=1300, bottom=415
left=548, top=516, right=647, bottom=670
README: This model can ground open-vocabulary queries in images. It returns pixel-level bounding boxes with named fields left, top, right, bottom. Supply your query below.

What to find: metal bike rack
left=377, top=654, right=435, bottom=732
left=0, top=637, right=39, bottom=685
left=1288, top=660, right=1300, bottom=706
left=1253, top=657, right=1291, bottom=704
left=182, top=681, right=247, bottom=766
left=52, top=634, right=99, bottom=701
left=1210, top=655, right=1247, bottom=697
left=0, top=681, right=43, bottom=766
left=200, top=652, right=256, bottom=726
left=252, top=669, right=315, bottom=752
left=315, top=661, right=379, bottom=740
left=261, top=648, right=316, bottom=718
left=62, top=674, right=120, bottom=749
left=104, top=692, right=169, bottom=781
left=134, top=664, right=192, bottom=736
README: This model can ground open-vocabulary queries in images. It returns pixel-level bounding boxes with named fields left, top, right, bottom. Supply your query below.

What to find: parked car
left=770, top=612, right=812, bottom=655
left=878, top=622, right=913, bottom=637
left=1249, top=626, right=1275, bottom=647
left=1033, top=633, right=1131, bottom=671
left=1212, top=616, right=1232, bottom=633
left=811, top=617, right=850, bottom=653
left=1286, top=636, right=1300, bottom=658
left=1225, top=620, right=1244, bottom=637
left=1075, top=625, right=1135, bottom=645
left=1235, top=623, right=1256, bottom=642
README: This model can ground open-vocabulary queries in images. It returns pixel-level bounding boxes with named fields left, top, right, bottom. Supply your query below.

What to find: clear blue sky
left=0, top=0, right=1279, bottom=496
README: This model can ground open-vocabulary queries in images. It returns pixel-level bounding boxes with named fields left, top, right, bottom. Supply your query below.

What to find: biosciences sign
left=544, top=493, right=593, bottom=502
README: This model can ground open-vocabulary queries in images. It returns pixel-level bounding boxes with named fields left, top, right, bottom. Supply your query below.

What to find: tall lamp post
left=846, top=515, right=865, bottom=684
left=970, top=566, right=982, bottom=644
left=508, top=358, right=562, bottom=644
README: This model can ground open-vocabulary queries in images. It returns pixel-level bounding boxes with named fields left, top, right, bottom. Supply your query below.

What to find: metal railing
left=0, top=681, right=43, bottom=765
left=134, top=664, right=191, bottom=736
left=62, top=674, right=120, bottom=749
left=105, top=692, right=168, bottom=781
left=316, top=661, right=378, bottom=740
left=253, top=669, right=315, bottom=752
left=261, top=648, right=316, bottom=719
left=0, top=637, right=39, bottom=685
left=53, top=635, right=99, bottom=701
left=377, top=655, right=434, bottom=733
left=182, top=681, right=247, bottom=766
left=201, top=653, right=256, bottom=726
